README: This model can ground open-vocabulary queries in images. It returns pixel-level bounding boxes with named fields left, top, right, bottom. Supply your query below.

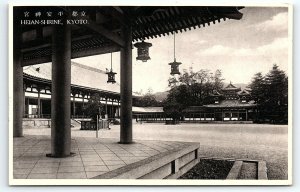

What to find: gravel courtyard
left=24, top=122, right=289, bottom=180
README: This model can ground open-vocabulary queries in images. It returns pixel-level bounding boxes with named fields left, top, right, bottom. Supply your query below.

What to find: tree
left=163, top=97, right=184, bottom=122
left=248, top=64, right=288, bottom=123
left=264, top=64, right=288, bottom=123
left=83, top=93, right=104, bottom=121
left=248, top=72, right=266, bottom=121
left=248, top=72, right=265, bottom=104
left=166, top=68, right=224, bottom=107
left=163, top=68, right=224, bottom=122
left=213, top=69, right=225, bottom=91
left=134, top=89, right=160, bottom=107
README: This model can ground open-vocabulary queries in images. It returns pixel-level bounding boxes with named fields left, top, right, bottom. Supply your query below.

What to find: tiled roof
left=183, top=106, right=207, bottom=112
left=204, top=100, right=256, bottom=108
left=222, top=82, right=241, bottom=91
left=237, top=89, right=250, bottom=95
left=210, top=90, right=222, bottom=96
left=132, top=107, right=164, bottom=113
left=24, top=61, right=120, bottom=93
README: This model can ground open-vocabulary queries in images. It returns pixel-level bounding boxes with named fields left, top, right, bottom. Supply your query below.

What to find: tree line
left=135, top=65, right=288, bottom=124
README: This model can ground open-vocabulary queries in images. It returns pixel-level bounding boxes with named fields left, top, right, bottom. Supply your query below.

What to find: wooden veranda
left=13, top=6, right=243, bottom=157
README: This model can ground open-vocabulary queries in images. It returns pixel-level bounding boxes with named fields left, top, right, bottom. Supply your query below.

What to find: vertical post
left=72, top=92, right=76, bottom=118
left=37, top=88, right=41, bottom=118
left=49, top=17, right=72, bottom=157
left=117, top=100, right=120, bottom=117
left=120, top=23, right=133, bottom=144
left=13, top=13, right=23, bottom=137
left=246, top=109, right=248, bottom=121
left=23, top=84, right=26, bottom=117
left=105, top=97, right=108, bottom=117
left=96, top=115, right=99, bottom=138
left=82, top=93, right=85, bottom=117
left=40, top=100, right=43, bottom=118
left=222, top=109, right=224, bottom=121
left=111, top=99, right=114, bottom=118
left=214, top=110, right=216, bottom=121
left=26, top=97, right=29, bottom=118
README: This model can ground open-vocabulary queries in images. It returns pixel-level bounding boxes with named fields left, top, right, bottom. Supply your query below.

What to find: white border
left=8, top=2, right=293, bottom=186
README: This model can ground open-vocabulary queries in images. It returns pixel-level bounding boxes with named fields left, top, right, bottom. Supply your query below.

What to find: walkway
left=13, top=135, right=189, bottom=179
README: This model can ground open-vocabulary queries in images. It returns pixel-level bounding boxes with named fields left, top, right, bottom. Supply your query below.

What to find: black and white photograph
left=8, top=3, right=292, bottom=186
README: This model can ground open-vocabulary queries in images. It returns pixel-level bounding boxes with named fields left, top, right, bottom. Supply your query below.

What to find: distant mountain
left=153, top=91, right=168, bottom=102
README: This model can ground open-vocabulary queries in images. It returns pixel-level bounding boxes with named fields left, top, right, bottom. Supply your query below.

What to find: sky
left=73, top=7, right=290, bottom=94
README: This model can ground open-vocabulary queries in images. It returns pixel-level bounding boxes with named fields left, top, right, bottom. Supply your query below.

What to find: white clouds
left=255, top=12, right=288, bottom=32
left=257, top=37, right=288, bottom=53
left=199, top=37, right=288, bottom=57
left=201, top=45, right=233, bottom=56
left=195, top=40, right=208, bottom=45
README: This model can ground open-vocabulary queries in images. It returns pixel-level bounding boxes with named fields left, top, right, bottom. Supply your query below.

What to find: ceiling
left=14, top=6, right=243, bottom=66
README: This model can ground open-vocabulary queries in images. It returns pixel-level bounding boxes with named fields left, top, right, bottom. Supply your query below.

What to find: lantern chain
left=110, top=52, right=113, bottom=71
left=174, top=32, right=176, bottom=61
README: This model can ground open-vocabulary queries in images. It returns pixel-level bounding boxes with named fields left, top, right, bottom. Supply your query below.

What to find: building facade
left=24, top=65, right=256, bottom=123
left=136, top=83, right=257, bottom=123
left=23, top=62, right=124, bottom=119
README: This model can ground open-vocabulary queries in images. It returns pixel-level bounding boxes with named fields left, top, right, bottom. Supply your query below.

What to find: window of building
left=224, top=112, right=231, bottom=118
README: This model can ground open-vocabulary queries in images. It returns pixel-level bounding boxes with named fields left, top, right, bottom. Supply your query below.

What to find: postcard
left=9, top=3, right=293, bottom=185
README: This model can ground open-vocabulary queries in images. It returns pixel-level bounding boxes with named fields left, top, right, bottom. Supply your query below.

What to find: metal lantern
left=169, top=32, right=181, bottom=75
left=134, top=40, right=152, bottom=62
left=169, top=59, right=182, bottom=75
left=106, top=53, right=117, bottom=84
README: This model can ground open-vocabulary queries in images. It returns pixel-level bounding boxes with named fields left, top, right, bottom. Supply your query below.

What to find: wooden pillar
left=246, top=109, right=248, bottom=121
left=49, top=18, right=72, bottom=157
left=72, top=92, right=76, bottom=118
left=37, top=88, right=41, bottom=118
left=117, top=100, right=120, bottom=117
left=112, top=99, right=114, bottom=118
left=13, top=16, right=23, bottom=137
left=222, top=109, right=224, bottom=121
left=26, top=97, right=29, bottom=118
left=120, top=23, right=133, bottom=144
left=23, top=84, right=26, bottom=117
left=105, top=97, right=108, bottom=117
left=40, top=100, right=43, bottom=118
left=82, top=93, right=85, bottom=117
left=214, top=110, right=216, bottom=121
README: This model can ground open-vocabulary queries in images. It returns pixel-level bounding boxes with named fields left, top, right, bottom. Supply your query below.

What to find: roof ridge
left=71, top=61, right=106, bottom=74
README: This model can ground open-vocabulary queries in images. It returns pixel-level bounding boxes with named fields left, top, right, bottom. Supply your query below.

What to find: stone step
left=93, top=142, right=200, bottom=179
left=226, top=159, right=268, bottom=180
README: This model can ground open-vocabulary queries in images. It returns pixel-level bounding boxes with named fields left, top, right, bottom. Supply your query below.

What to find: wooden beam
left=85, top=20, right=124, bottom=47
left=72, top=44, right=120, bottom=59
left=21, top=44, right=120, bottom=66
left=21, top=34, right=95, bottom=52
left=106, top=7, right=126, bottom=25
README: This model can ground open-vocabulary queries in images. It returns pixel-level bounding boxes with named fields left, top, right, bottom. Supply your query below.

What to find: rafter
left=84, top=20, right=125, bottom=47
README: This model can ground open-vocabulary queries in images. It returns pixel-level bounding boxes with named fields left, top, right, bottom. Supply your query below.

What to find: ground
left=23, top=122, right=289, bottom=180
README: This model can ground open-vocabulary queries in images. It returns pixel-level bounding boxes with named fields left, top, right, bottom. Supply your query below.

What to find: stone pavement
left=18, top=123, right=289, bottom=180
left=13, top=135, right=187, bottom=179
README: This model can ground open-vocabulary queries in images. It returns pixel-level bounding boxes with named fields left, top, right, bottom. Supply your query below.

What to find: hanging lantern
left=169, top=59, right=182, bottom=75
left=169, top=32, right=182, bottom=75
left=106, top=53, right=117, bottom=84
left=106, top=70, right=117, bottom=84
left=134, top=40, right=152, bottom=62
